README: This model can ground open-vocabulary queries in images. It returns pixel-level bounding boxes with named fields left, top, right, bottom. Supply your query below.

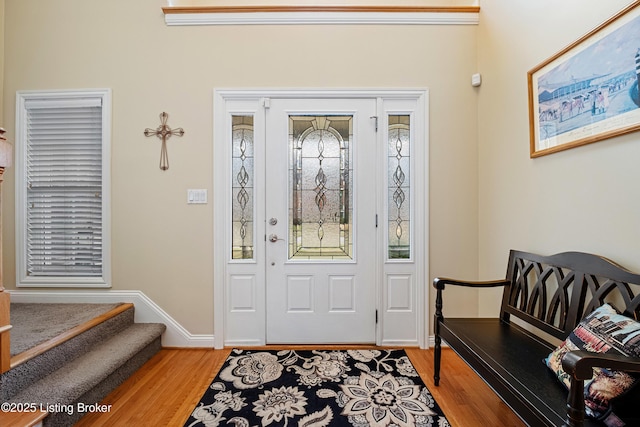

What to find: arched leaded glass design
left=289, top=115, right=353, bottom=260
left=388, top=115, right=411, bottom=259
left=232, top=116, right=254, bottom=259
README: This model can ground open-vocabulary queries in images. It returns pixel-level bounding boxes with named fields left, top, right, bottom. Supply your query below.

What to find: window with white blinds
left=16, top=90, right=111, bottom=287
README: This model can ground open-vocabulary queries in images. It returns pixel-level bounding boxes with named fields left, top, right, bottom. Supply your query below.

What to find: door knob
left=269, top=234, right=283, bottom=243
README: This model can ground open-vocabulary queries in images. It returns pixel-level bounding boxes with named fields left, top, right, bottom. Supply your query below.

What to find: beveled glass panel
left=289, top=115, right=353, bottom=260
left=232, top=116, right=254, bottom=259
left=388, top=115, right=410, bottom=259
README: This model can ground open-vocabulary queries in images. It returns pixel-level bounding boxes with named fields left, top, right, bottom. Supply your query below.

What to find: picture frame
left=528, top=1, right=640, bottom=158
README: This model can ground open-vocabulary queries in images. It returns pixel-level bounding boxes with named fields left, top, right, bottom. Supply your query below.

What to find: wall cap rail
left=162, top=5, right=480, bottom=26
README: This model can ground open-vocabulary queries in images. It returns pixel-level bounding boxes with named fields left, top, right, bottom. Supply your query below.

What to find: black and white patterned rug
left=185, top=348, right=450, bottom=427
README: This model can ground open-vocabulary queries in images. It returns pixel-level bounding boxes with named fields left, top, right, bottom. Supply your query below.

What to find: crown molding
left=162, top=6, right=480, bottom=26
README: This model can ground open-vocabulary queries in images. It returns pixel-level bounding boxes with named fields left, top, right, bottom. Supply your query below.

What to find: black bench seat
left=433, top=251, right=640, bottom=427
left=441, top=318, right=579, bottom=426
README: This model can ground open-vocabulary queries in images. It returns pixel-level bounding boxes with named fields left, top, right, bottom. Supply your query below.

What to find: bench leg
left=563, top=378, right=585, bottom=427
left=434, top=328, right=441, bottom=386
left=433, top=287, right=444, bottom=386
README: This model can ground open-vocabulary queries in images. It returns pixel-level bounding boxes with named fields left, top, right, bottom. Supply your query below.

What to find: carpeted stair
left=0, top=303, right=165, bottom=427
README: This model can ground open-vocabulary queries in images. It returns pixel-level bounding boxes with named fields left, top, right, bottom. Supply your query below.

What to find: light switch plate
left=187, top=189, right=208, bottom=204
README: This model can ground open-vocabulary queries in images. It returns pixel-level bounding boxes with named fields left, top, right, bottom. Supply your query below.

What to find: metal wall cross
left=144, top=112, right=184, bottom=170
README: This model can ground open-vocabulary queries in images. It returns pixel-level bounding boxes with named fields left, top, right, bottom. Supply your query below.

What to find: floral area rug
left=184, top=348, right=450, bottom=427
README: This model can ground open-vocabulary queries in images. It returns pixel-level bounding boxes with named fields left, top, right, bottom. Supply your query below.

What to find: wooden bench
left=433, top=250, right=640, bottom=427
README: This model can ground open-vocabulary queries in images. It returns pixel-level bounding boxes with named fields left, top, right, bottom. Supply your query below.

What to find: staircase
left=0, top=302, right=165, bottom=427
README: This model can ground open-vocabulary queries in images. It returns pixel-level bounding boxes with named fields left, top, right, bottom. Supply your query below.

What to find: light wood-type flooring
left=75, top=347, right=526, bottom=427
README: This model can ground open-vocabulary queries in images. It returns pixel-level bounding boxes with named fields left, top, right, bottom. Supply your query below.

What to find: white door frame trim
left=213, top=88, right=429, bottom=349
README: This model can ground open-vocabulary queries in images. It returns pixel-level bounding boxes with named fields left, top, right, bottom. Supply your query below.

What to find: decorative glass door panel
left=388, top=115, right=411, bottom=259
left=231, top=116, right=255, bottom=260
left=289, top=115, right=353, bottom=260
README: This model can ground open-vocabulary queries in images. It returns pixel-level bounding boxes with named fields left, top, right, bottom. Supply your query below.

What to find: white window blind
left=16, top=90, right=111, bottom=287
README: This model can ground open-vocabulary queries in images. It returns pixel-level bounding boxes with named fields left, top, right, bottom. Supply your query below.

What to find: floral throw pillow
left=544, top=303, right=640, bottom=424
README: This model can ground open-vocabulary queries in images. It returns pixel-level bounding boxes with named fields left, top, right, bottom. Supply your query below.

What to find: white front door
left=214, top=89, right=428, bottom=349
left=264, top=98, right=378, bottom=343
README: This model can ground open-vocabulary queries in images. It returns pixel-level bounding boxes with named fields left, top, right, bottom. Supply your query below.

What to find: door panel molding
left=213, top=89, right=429, bottom=349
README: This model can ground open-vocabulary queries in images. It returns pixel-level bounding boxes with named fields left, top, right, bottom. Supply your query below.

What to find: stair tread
left=10, top=303, right=135, bottom=368
left=9, top=323, right=165, bottom=405
left=10, top=303, right=129, bottom=357
left=2, top=305, right=137, bottom=403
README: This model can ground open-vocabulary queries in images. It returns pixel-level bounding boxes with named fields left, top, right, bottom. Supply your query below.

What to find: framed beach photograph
left=528, top=1, right=640, bottom=158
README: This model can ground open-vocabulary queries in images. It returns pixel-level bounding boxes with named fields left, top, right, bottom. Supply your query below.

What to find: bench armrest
left=433, top=278, right=509, bottom=317
left=433, top=277, right=510, bottom=290
left=562, top=350, right=640, bottom=380
left=560, top=350, right=640, bottom=427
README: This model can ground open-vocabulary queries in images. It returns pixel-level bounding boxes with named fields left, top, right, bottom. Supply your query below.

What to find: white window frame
left=15, top=89, right=112, bottom=288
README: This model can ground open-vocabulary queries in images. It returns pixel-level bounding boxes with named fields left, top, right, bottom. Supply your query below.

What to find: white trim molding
left=8, top=290, right=215, bottom=348
left=163, top=6, right=479, bottom=26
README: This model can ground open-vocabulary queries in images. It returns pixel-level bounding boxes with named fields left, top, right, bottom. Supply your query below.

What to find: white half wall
left=7, top=290, right=215, bottom=348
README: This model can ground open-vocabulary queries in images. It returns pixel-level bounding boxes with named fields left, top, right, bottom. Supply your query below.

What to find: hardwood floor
left=405, top=348, right=525, bottom=427
left=75, top=347, right=525, bottom=427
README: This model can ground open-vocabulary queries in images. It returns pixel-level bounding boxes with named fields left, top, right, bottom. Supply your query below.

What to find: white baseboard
left=7, top=290, right=215, bottom=348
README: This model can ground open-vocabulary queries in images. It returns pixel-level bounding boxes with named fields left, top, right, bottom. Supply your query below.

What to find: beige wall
left=2, top=0, right=480, bottom=335
left=477, top=0, right=640, bottom=315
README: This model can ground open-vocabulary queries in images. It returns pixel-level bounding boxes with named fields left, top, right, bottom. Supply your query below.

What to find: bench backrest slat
left=501, top=250, right=640, bottom=340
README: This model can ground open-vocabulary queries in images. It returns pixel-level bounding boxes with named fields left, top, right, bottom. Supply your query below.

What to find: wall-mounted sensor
left=471, top=73, right=482, bottom=87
